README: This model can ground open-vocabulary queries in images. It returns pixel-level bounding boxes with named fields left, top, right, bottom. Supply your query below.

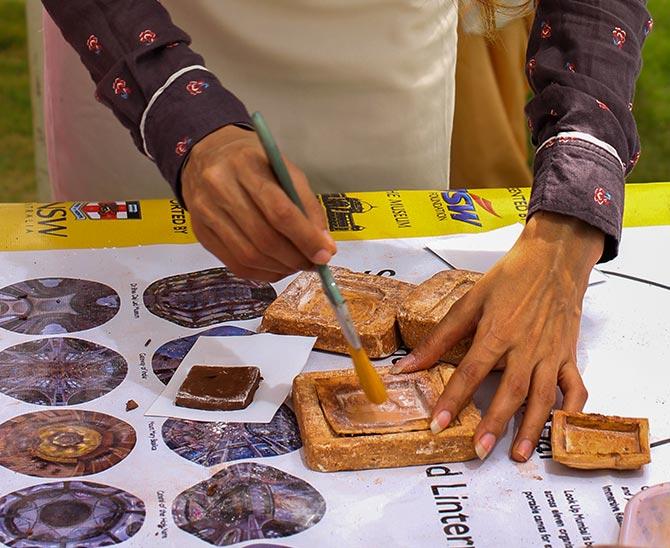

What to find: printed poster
left=0, top=236, right=667, bottom=547
left=1, top=183, right=669, bottom=251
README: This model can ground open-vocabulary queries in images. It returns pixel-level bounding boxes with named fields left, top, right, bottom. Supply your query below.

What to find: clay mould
left=292, top=365, right=480, bottom=472
left=551, top=410, right=650, bottom=470
left=260, top=267, right=415, bottom=358
left=397, top=270, right=482, bottom=364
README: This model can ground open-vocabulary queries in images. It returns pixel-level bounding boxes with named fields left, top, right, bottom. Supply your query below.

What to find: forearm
left=525, top=0, right=652, bottom=261
left=41, top=0, right=251, bottom=198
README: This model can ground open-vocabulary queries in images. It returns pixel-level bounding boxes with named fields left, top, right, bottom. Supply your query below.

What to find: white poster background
left=0, top=231, right=667, bottom=547
left=426, top=223, right=608, bottom=285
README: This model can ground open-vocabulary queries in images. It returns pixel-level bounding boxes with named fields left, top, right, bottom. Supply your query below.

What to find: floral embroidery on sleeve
left=86, top=35, right=102, bottom=54
left=186, top=80, right=210, bottom=96
left=593, top=187, right=612, bottom=206
left=139, top=29, right=157, bottom=45
left=612, top=27, right=626, bottom=48
left=175, top=137, right=192, bottom=156
left=113, top=78, right=131, bottom=99
left=527, top=58, right=537, bottom=73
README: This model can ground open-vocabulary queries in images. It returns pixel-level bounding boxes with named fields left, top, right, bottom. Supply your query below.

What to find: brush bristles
left=349, top=347, right=387, bottom=404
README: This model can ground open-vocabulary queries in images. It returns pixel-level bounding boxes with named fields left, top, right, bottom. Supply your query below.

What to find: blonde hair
left=471, top=0, right=535, bottom=35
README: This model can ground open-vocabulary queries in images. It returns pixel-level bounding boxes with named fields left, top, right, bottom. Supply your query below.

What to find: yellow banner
left=1, top=183, right=668, bottom=251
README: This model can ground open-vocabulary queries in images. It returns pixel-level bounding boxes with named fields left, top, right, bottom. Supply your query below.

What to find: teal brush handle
left=251, top=112, right=305, bottom=213
left=316, top=264, right=345, bottom=307
left=251, top=111, right=345, bottom=308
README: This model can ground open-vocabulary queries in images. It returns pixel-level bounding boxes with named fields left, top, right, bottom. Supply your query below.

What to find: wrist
left=519, top=211, right=604, bottom=276
left=189, top=124, right=255, bottom=162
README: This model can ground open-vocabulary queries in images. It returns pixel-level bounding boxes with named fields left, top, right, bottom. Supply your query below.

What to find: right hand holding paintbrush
left=182, top=125, right=336, bottom=282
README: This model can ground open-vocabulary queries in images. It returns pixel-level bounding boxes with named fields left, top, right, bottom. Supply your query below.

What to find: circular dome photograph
left=173, top=462, right=325, bottom=546
left=162, top=404, right=301, bottom=466
left=0, top=337, right=127, bottom=406
left=0, top=277, right=120, bottom=335
left=0, top=410, right=136, bottom=478
left=143, top=268, right=276, bottom=328
left=0, top=480, right=145, bottom=547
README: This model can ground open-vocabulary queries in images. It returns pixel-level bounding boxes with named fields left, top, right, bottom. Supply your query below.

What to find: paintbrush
left=251, top=111, right=387, bottom=404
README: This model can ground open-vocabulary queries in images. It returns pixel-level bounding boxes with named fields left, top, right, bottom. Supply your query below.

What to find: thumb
left=391, top=295, right=479, bottom=374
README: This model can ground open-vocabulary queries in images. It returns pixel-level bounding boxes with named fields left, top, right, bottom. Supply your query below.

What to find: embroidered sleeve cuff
left=529, top=139, right=624, bottom=263
left=143, top=69, right=252, bottom=202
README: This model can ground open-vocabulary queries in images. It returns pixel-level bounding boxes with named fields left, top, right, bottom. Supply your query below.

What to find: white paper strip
left=145, top=333, right=316, bottom=423
left=427, top=223, right=607, bottom=286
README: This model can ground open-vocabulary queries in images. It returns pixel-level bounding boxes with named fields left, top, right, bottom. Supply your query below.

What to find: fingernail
left=390, top=355, right=415, bottom=374
left=430, top=410, right=452, bottom=434
left=312, top=249, right=332, bottom=264
left=475, top=432, right=496, bottom=460
left=515, top=439, right=534, bottom=462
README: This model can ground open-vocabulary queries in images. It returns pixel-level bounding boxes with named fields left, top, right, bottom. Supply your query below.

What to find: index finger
left=429, top=328, right=506, bottom=434
left=390, top=294, right=479, bottom=374
left=239, top=155, right=336, bottom=264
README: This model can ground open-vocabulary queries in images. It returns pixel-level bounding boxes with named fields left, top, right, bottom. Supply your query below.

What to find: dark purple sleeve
left=41, top=0, right=252, bottom=201
left=525, top=0, right=652, bottom=261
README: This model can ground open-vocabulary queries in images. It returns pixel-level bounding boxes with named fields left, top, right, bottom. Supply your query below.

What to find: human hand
left=391, top=212, right=604, bottom=462
left=181, top=125, right=336, bottom=282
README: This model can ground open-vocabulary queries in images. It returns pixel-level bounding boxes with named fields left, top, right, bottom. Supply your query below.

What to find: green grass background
left=0, top=0, right=668, bottom=202
left=0, top=0, right=36, bottom=201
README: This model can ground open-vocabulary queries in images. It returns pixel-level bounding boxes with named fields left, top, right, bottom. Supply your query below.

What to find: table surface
left=0, top=186, right=668, bottom=548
